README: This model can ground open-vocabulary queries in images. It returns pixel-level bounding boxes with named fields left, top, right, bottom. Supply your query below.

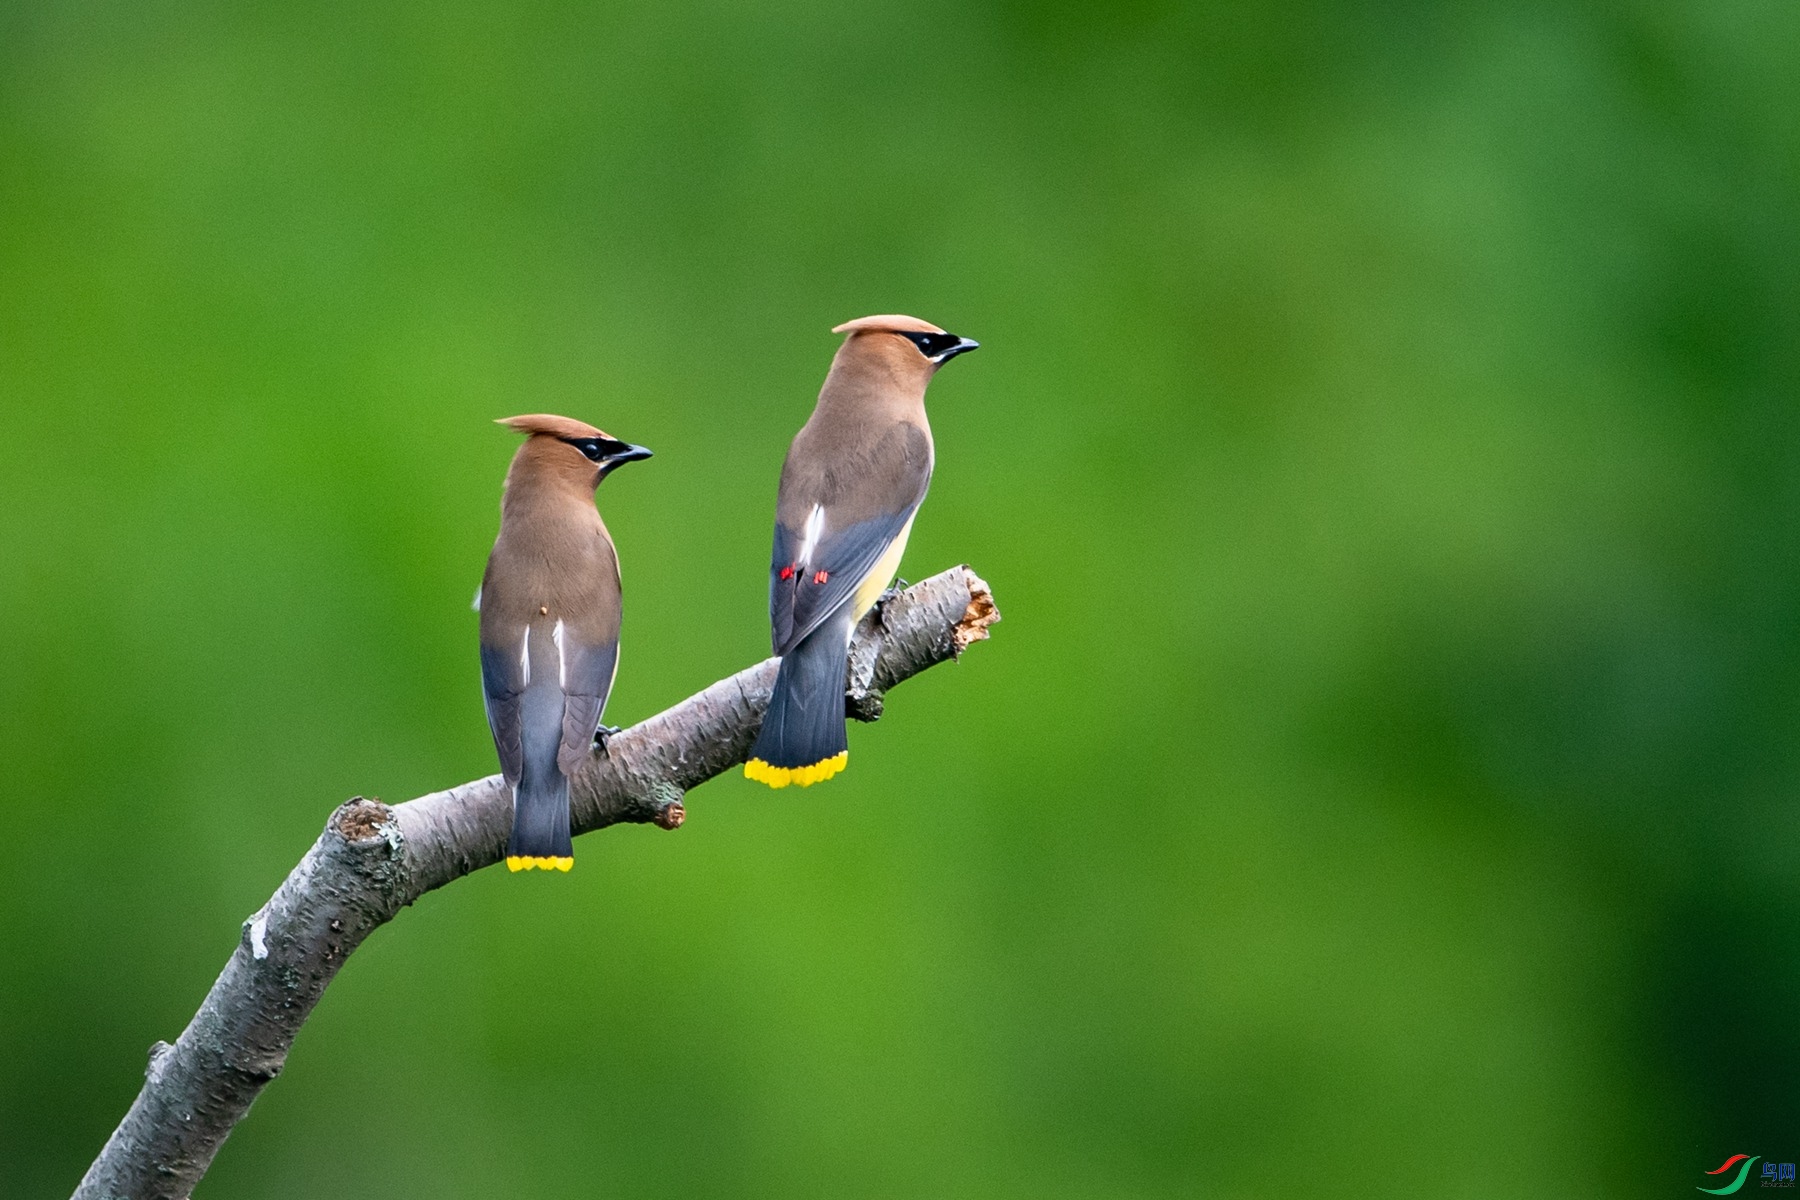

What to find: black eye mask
left=898, top=331, right=961, bottom=358
left=562, top=437, right=632, bottom=463
left=895, top=330, right=979, bottom=363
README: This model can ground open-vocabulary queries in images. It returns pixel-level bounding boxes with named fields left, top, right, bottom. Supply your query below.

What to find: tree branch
left=74, top=566, right=999, bottom=1200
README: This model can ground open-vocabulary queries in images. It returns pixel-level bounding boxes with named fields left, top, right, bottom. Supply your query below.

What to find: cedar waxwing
left=478, top=415, right=652, bottom=870
left=745, top=315, right=979, bottom=788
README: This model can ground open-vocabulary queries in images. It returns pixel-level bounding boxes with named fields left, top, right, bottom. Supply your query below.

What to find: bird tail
left=746, top=616, right=851, bottom=788
left=507, top=769, right=573, bottom=871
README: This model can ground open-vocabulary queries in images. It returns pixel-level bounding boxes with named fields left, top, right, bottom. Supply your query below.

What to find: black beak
left=610, top=444, right=654, bottom=464
left=933, top=336, right=980, bottom=365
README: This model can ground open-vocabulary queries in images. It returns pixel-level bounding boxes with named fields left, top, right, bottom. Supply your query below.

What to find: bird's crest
left=831, top=314, right=947, bottom=336
left=496, top=414, right=608, bottom=440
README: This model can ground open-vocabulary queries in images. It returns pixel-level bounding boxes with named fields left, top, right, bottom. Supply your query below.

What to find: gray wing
left=769, top=508, right=920, bottom=654
left=480, top=636, right=526, bottom=785
left=768, top=421, right=931, bottom=654
left=556, top=630, right=619, bottom=777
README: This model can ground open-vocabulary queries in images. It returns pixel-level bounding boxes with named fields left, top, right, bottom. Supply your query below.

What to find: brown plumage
left=746, top=315, right=979, bottom=787
left=478, top=414, right=652, bottom=870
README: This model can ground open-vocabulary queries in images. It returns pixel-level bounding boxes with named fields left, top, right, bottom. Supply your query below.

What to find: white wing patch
left=797, top=504, right=826, bottom=566
left=552, top=619, right=567, bottom=689
left=519, top=625, right=532, bottom=686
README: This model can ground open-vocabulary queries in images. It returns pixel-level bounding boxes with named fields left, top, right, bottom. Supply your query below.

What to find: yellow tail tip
left=506, top=855, right=574, bottom=872
left=744, top=752, right=848, bottom=789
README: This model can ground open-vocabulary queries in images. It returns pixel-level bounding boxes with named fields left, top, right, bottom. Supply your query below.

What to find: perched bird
left=478, top=415, right=652, bottom=870
left=746, top=315, right=979, bottom=788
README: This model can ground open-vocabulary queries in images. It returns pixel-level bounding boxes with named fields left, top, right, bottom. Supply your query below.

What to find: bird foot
left=593, top=724, right=622, bottom=753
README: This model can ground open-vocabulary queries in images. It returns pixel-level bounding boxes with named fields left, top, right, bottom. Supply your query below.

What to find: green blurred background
left=3, top=1, right=1797, bottom=1195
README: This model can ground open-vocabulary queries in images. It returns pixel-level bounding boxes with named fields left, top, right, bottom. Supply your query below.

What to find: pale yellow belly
left=851, top=514, right=916, bottom=626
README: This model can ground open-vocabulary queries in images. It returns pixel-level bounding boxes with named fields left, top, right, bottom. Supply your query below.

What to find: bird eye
left=899, top=331, right=965, bottom=360
left=562, top=436, right=633, bottom=463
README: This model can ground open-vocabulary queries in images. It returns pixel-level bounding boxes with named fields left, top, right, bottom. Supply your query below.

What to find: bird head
left=830, top=315, right=980, bottom=383
left=496, top=414, right=653, bottom=489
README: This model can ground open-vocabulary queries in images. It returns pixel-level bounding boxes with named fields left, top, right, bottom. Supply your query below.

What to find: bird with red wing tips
left=746, top=316, right=979, bottom=788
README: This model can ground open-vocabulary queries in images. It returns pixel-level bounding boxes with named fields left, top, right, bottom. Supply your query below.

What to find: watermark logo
left=1699, top=1156, right=1797, bottom=1193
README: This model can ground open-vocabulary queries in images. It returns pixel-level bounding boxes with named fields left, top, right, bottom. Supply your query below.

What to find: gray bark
left=74, top=566, right=999, bottom=1200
